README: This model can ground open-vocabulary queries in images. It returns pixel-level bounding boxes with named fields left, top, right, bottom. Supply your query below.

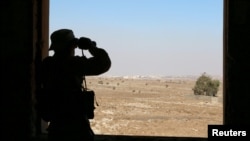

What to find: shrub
left=192, top=73, right=220, bottom=97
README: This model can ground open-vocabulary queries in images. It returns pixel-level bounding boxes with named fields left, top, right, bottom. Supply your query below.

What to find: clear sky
left=49, top=0, right=223, bottom=77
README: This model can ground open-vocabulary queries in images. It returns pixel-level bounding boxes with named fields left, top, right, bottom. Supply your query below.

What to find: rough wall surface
left=1, top=0, right=34, bottom=140
left=223, top=0, right=250, bottom=125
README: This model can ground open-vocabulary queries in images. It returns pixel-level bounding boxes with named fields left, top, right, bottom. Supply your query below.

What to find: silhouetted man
left=38, top=29, right=111, bottom=141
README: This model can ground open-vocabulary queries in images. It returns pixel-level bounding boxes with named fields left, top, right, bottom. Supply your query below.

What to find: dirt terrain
left=85, top=76, right=223, bottom=138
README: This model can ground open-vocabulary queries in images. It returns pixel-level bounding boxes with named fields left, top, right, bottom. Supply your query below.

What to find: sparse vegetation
left=192, top=73, right=220, bottom=96
left=84, top=76, right=222, bottom=137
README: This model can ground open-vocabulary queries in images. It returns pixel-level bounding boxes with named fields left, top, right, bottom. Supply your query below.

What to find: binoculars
left=77, top=37, right=96, bottom=50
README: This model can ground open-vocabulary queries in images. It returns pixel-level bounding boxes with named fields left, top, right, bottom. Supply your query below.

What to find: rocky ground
left=85, top=76, right=223, bottom=138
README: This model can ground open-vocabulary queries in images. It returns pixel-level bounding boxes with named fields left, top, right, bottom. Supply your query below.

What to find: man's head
left=49, top=29, right=78, bottom=52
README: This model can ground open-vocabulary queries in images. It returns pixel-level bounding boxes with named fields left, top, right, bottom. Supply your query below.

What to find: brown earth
left=86, top=76, right=223, bottom=138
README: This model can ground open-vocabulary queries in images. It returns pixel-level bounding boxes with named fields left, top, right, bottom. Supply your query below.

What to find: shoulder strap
left=82, top=76, right=88, bottom=91
left=82, top=50, right=88, bottom=91
left=81, top=50, right=99, bottom=106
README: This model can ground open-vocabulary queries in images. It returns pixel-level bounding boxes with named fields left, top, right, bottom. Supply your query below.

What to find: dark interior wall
left=0, top=0, right=40, bottom=140
left=223, top=0, right=250, bottom=125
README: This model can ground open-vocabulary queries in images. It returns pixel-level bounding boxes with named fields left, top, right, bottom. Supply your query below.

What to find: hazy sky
left=49, top=0, right=223, bottom=76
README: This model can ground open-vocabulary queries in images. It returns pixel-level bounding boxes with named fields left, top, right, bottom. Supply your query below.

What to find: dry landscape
left=85, top=76, right=223, bottom=138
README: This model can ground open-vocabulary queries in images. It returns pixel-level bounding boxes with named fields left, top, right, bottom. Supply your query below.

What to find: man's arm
left=77, top=46, right=111, bottom=76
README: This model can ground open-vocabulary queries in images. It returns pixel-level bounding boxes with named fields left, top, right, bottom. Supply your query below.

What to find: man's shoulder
left=42, top=56, right=87, bottom=65
left=69, top=56, right=87, bottom=61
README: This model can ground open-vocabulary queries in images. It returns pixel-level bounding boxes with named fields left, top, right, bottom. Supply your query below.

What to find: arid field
left=85, top=76, right=223, bottom=138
